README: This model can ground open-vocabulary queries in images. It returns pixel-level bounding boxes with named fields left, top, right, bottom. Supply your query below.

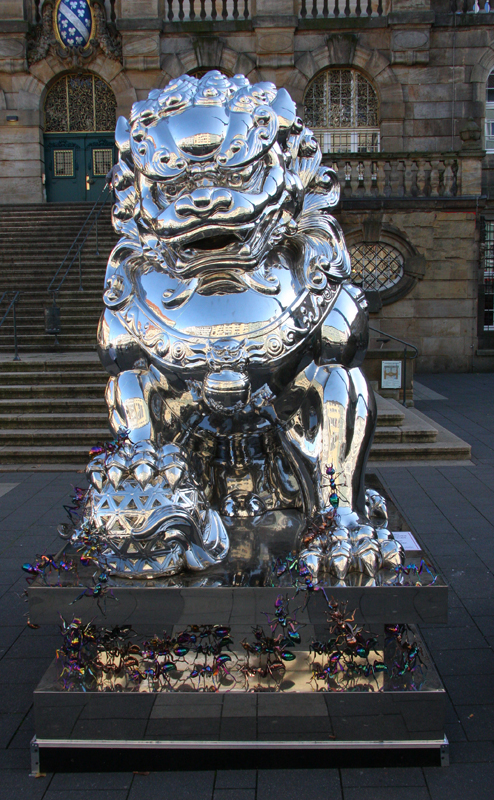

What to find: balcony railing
left=313, top=128, right=380, bottom=155
left=451, top=1, right=492, bottom=12
left=299, top=0, right=388, bottom=17
left=327, top=155, right=469, bottom=198
left=164, top=0, right=249, bottom=21
left=298, top=0, right=494, bottom=17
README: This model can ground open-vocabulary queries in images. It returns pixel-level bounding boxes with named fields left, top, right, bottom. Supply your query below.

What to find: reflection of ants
left=70, top=571, right=117, bottom=616
left=22, top=554, right=76, bottom=586
left=302, top=509, right=336, bottom=549
left=63, top=486, right=87, bottom=524
left=385, top=624, right=425, bottom=677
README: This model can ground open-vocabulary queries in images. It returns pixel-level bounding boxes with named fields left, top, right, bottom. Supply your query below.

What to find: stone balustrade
left=323, top=153, right=482, bottom=199
left=164, top=0, right=250, bottom=21
left=298, top=1, right=492, bottom=18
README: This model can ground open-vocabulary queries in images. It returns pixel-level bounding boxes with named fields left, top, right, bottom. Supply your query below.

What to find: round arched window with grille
left=44, top=73, right=116, bottom=133
left=304, top=69, right=379, bottom=154
left=350, top=243, right=404, bottom=292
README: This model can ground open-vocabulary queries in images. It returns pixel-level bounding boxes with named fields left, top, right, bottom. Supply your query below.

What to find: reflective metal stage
left=29, top=477, right=448, bottom=771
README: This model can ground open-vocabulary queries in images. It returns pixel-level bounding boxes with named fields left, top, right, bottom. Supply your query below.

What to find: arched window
left=304, top=69, right=379, bottom=155
left=486, top=70, right=494, bottom=152
left=44, top=73, right=116, bottom=133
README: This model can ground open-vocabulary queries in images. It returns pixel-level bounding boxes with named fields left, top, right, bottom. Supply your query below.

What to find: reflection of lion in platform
left=80, top=71, right=403, bottom=579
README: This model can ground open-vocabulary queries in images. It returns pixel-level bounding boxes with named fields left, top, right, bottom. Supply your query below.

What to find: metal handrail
left=47, top=182, right=111, bottom=299
left=369, top=325, right=418, bottom=407
left=0, top=291, right=21, bottom=361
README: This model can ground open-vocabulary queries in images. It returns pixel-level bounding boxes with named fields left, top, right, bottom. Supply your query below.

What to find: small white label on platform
left=381, top=360, right=402, bottom=388
left=392, top=531, right=421, bottom=551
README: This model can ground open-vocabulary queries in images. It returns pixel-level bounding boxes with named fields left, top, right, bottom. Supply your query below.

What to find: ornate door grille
left=44, top=73, right=116, bottom=133
left=304, top=69, right=379, bottom=154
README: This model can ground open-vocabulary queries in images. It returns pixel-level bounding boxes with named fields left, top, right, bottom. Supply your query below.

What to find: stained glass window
left=350, top=243, right=404, bottom=292
left=304, top=69, right=379, bottom=154
left=44, top=73, right=117, bottom=133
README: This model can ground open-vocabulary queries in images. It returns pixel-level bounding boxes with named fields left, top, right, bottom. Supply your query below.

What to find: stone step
left=374, top=393, right=405, bottom=427
left=0, top=445, right=93, bottom=465
left=0, top=322, right=102, bottom=335
left=0, top=413, right=108, bottom=429
left=0, top=344, right=99, bottom=352
left=368, top=405, right=471, bottom=463
left=373, top=425, right=437, bottom=444
left=0, top=398, right=106, bottom=413
left=0, top=337, right=99, bottom=348
left=0, top=428, right=110, bottom=447
left=0, top=355, right=101, bottom=370
left=0, top=370, right=107, bottom=385
left=0, top=383, right=105, bottom=398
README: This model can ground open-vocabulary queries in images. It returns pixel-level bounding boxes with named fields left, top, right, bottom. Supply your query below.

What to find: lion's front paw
left=78, top=441, right=229, bottom=578
left=299, top=507, right=404, bottom=581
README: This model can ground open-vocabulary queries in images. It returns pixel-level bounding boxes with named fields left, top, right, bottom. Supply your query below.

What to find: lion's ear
left=271, top=89, right=297, bottom=145
left=115, top=116, right=131, bottom=161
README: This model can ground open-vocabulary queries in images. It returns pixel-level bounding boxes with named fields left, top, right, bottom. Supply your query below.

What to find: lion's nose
left=175, top=188, right=233, bottom=217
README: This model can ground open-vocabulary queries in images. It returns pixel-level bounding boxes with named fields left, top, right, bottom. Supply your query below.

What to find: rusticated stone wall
left=339, top=207, right=479, bottom=372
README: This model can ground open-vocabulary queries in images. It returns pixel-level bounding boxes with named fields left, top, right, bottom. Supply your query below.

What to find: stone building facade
left=1, top=0, right=494, bottom=372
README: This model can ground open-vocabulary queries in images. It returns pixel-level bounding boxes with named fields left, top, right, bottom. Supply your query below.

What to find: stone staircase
left=0, top=356, right=471, bottom=470
left=0, top=203, right=471, bottom=469
left=0, top=202, right=116, bottom=353
left=0, top=355, right=108, bottom=468
left=369, top=393, right=471, bottom=464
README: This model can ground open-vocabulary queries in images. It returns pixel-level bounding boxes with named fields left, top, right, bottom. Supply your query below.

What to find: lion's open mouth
left=189, top=233, right=239, bottom=252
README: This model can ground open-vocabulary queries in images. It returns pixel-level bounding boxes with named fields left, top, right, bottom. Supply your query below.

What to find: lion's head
left=107, top=71, right=350, bottom=308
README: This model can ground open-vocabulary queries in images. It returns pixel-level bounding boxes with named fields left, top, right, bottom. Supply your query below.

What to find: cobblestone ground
left=0, top=372, right=493, bottom=799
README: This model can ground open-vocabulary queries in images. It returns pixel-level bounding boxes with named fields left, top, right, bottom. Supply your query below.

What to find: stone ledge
left=0, top=21, right=28, bottom=32
left=340, top=197, right=484, bottom=211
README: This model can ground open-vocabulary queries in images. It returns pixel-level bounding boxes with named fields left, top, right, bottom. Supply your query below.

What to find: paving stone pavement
left=0, top=372, right=493, bottom=799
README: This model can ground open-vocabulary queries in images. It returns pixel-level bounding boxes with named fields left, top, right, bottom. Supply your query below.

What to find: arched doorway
left=44, top=72, right=117, bottom=202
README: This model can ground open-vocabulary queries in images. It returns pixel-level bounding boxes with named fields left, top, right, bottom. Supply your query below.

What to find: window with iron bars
left=304, top=69, right=380, bottom=155
left=483, top=221, right=494, bottom=331
left=350, top=243, right=404, bottom=292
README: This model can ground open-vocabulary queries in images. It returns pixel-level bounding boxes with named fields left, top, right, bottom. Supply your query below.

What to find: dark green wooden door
left=45, top=133, right=115, bottom=203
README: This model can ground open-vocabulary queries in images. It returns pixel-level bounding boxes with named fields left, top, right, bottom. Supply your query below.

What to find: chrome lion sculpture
left=75, top=71, right=403, bottom=580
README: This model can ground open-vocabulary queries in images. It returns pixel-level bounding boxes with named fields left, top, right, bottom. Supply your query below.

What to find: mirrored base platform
left=32, top=626, right=446, bottom=757
left=27, top=477, right=447, bottom=627
left=29, top=477, right=449, bottom=771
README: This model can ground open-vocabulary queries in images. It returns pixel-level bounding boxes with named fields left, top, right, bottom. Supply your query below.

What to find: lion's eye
left=229, top=174, right=242, bottom=187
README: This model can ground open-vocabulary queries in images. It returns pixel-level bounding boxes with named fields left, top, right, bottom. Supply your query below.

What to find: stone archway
left=16, top=56, right=137, bottom=202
